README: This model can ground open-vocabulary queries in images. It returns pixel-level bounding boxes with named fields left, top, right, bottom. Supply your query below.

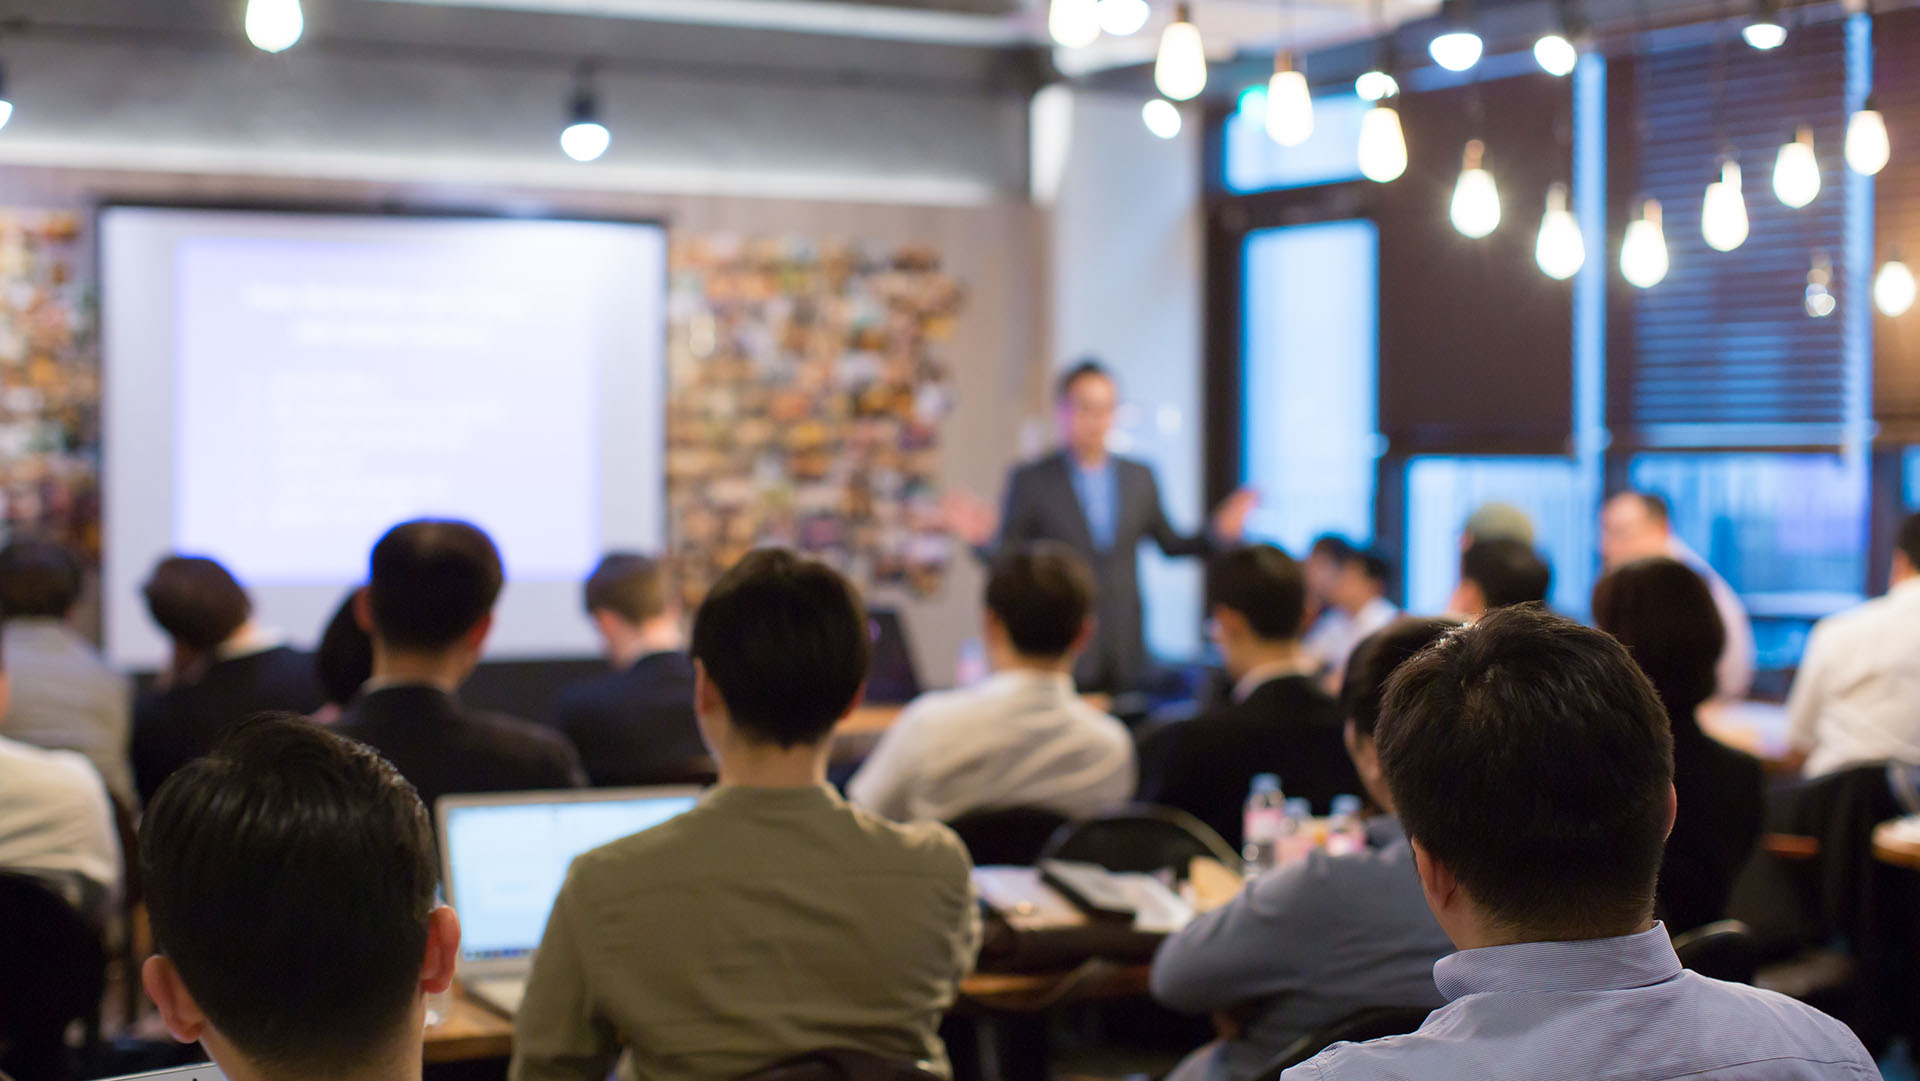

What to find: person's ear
left=982, top=611, right=1010, bottom=650
left=1410, top=840, right=1459, bottom=914
left=1070, top=616, right=1095, bottom=656
left=352, top=586, right=375, bottom=634
left=1664, top=782, right=1678, bottom=842
left=1343, top=719, right=1360, bottom=761
left=143, top=955, right=210, bottom=1046
left=0, top=671, right=12, bottom=722
left=462, top=612, right=494, bottom=656
left=1449, top=581, right=1484, bottom=618
left=1215, top=607, right=1251, bottom=644
left=589, top=608, right=623, bottom=643
left=693, top=660, right=724, bottom=719
left=420, top=906, right=462, bottom=995
left=841, top=679, right=868, bottom=721
left=1894, top=551, right=1915, bottom=584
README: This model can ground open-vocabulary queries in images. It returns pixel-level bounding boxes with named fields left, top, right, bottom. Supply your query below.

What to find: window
left=1404, top=457, right=1597, bottom=618
left=1224, top=93, right=1370, bottom=194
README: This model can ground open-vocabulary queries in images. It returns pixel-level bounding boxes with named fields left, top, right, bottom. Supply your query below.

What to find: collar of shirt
left=361, top=675, right=461, bottom=696
left=215, top=624, right=286, bottom=662
left=701, top=782, right=844, bottom=813
left=1232, top=659, right=1319, bottom=702
left=981, top=666, right=1079, bottom=700
left=1434, top=923, right=1681, bottom=1000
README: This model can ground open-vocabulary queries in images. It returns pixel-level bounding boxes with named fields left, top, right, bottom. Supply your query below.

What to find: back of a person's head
left=0, top=538, right=82, bottom=619
left=585, top=552, right=669, bottom=625
left=1463, top=502, right=1535, bottom=546
left=1345, top=547, right=1393, bottom=592
left=1612, top=489, right=1672, bottom=526
left=140, top=716, right=437, bottom=1079
left=1340, top=617, right=1460, bottom=739
left=1208, top=544, right=1307, bottom=641
left=1308, top=534, right=1357, bottom=562
left=1459, top=539, right=1553, bottom=610
left=689, top=548, right=869, bottom=748
left=315, top=590, right=374, bottom=709
left=1376, top=606, right=1674, bottom=940
left=1898, top=512, right=1920, bottom=571
left=367, top=520, right=502, bottom=652
left=985, top=541, right=1095, bottom=659
left=1591, top=557, right=1725, bottom=718
left=143, top=556, right=251, bottom=651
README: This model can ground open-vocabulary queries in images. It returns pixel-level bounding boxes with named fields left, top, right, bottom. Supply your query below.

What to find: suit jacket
left=552, top=652, right=711, bottom=787
left=985, top=451, right=1212, bottom=693
left=335, top=684, right=586, bottom=817
left=132, top=646, right=327, bottom=804
left=1138, top=674, right=1361, bottom=851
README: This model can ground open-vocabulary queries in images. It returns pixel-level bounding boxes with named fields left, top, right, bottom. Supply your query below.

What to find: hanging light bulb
left=1621, top=198, right=1669, bottom=288
left=1049, top=0, right=1102, bottom=48
left=1266, top=55, right=1314, bottom=147
left=560, top=75, right=611, bottom=163
left=1155, top=4, right=1208, bottom=102
left=245, top=0, right=304, bottom=52
left=1096, top=0, right=1151, bottom=37
left=1846, top=97, right=1890, bottom=176
left=0, top=65, right=12, bottom=133
left=1535, top=183, right=1585, bottom=280
left=1430, top=30, right=1483, bottom=72
left=1450, top=140, right=1501, bottom=238
left=1743, top=0, right=1787, bottom=50
left=1142, top=98, right=1183, bottom=140
left=1876, top=251, right=1917, bottom=316
left=1804, top=253, right=1837, bottom=319
left=1534, top=33, right=1578, bottom=77
left=1773, top=125, right=1821, bottom=208
left=1357, top=103, right=1407, bottom=183
left=1355, top=70, right=1399, bottom=102
left=1702, top=159, right=1750, bottom=253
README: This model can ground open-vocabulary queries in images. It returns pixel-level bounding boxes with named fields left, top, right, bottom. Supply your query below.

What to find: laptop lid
left=866, top=608, right=922, bottom=704
left=436, top=786, right=702, bottom=979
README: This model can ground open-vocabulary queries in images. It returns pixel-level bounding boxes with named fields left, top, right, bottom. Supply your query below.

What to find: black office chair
left=734, top=1049, right=944, bottom=1081
left=0, top=873, right=106, bottom=1081
left=1248, top=1005, right=1434, bottom=1080
left=1040, top=804, right=1239, bottom=879
left=946, top=808, right=1071, bottom=867
left=1672, top=919, right=1760, bottom=985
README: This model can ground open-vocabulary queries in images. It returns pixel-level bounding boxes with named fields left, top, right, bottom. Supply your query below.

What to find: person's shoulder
left=463, top=706, right=577, bottom=762
left=553, top=670, right=621, bottom=724
left=1680, top=973, right=1880, bottom=1066
left=846, top=803, right=973, bottom=877
left=0, top=737, right=108, bottom=803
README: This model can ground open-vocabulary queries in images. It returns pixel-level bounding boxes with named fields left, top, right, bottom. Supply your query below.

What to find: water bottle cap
left=1332, top=794, right=1363, bottom=815
left=1251, top=773, right=1282, bottom=794
left=1283, top=798, right=1312, bottom=816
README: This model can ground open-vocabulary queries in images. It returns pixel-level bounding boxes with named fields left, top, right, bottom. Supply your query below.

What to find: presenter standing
left=946, top=360, right=1257, bottom=694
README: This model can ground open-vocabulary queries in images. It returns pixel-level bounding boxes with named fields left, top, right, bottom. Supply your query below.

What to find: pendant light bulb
left=1450, top=139, right=1501, bottom=238
left=0, top=66, right=12, bottom=133
left=1142, top=98, right=1183, bottom=140
left=1430, top=30, right=1483, bottom=72
left=1357, top=104, right=1407, bottom=183
left=560, top=82, right=610, bottom=163
left=1049, top=0, right=1102, bottom=48
left=1534, top=33, right=1578, bottom=77
left=1743, top=0, right=1787, bottom=50
left=1355, top=70, right=1399, bottom=102
left=1265, top=57, right=1314, bottom=147
left=1535, top=183, right=1585, bottom=280
left=1846, top=100, right=1890, bottom=176
left=1773, top=125, right=1821, bottom=208
left=1096, top=0, right=1152, bottom=37
left=245, top=0, right=304, bottom=52
left=1155, top=4, right=1208, bottom=102
left=1877, top=252, right=1917, bottom=317
left=1702, top=159, right=1750, bottom=253
left=1621, top=198, right=1670, bottom=289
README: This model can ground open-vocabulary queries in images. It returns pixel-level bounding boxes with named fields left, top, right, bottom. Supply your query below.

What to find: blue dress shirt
left=1069, top=457, right=1118, bottom=552
left=1284, top=924, right=1878, bottom=1080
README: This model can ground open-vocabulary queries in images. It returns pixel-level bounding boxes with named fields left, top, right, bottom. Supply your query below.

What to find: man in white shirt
left=1600, top=491, right=1755, bottom=701
left=849, top=541, right=1134, bottom=824
left=1785, top=513, right=1920, bottom=777
left=1308, top=545, right=1399, bottom=693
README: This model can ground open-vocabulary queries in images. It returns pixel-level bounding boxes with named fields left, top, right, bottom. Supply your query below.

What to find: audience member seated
left=1448, top=539, right=1551, bottom=620
left=552, top=552, right=708, bottom=786
left=849, top=541, right=1134, bottom=823
left=1299, top=535, right=1352, bottom=662
left=1305, top=544, right=1398, bottom=691
left=1785, top=511, right=1920, bottom=777
left=1458, top=502, right=1534, bottom=550
left=0, top=539, right=134, bottom=808
left=1283, top=607, right=1878, bottom=1080
left=313, top=587, right=374, bottom=724
left=337, top=519, right=584, bottom=815
left=1151, top=618, right=1458, bottom=1081
left=1593, top=558, right=1763, bottom=935
left=512, top=549, right=980, bottom=1081
left=131, top=556, right=326, bottom=803
left=140, top=716, right=460, bottom=1081
left=1601, top=490, right=1754, bottom=702
left=1141, top=545, right=1361, bottom=847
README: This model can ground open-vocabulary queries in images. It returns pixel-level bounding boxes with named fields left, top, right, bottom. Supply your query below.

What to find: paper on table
left=972, top=866, right=1087, bottom=931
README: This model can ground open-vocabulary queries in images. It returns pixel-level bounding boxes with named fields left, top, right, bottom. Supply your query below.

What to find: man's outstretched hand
left=940, top=490, right=999, bottom=549
left=1212, top=487, right=1259, bottom=542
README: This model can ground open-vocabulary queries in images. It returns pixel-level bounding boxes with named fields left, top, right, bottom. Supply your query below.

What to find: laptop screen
left=442, top=791, right=699, bottom=963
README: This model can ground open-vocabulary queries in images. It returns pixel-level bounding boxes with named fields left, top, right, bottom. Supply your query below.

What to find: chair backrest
left=734, top=1049, right=944, bottom=1081
left=1040, top=804, right=1239, bottom=878
left=946, top=808, right=1071, bottom=867
left=1251, top=1005, right=1434, bottom=1080
left=1672, top=919, right=1760, bottom=985
left=0, top=873, right=106, bottom=1081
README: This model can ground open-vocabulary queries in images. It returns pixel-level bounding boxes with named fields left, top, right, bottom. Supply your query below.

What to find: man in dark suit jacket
left=132, top=556, right=328, bottom=803
left=336, top=519, right=584, bottom=817
left=1140, top=544, right=1361, bottom=850
left=948, top=360, right=1256, bottom=693
left=553, top=553, right=710, bottom=786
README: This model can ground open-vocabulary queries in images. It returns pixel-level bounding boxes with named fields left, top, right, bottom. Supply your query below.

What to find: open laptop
left=436, top=786, right=702, bottom=1017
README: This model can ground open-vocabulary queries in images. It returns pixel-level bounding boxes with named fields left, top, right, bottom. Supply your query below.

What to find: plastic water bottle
left=1242, top=774, right=1285, bottom=874
left=1280, top=797, right=1314, bottom=864
left=1326, top=794, right=1367, bottom=857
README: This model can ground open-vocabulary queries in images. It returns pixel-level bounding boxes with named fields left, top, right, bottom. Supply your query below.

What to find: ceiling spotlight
left=1049, top=0, right=1102, bottom=48
left=1743, top=0, right=1787, bottom=50
left=1097, top=0, right=1152, bottom=37
left=1429, top=0, right=1483, bottom=72
left=1534, top=33, right=1578, bottom=77
left=245, top=0, right=304, bottom=53
left=1356, top=70, right=1399, bottom=101
left=560, top=71, right=610, bottom=163
left=0, top=65, right=12, bottom=133
left=1142, top=98, right=1183, bottom=139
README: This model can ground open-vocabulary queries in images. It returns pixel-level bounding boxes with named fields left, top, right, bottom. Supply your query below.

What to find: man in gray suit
left=948, top=361, right=1255, bottom=693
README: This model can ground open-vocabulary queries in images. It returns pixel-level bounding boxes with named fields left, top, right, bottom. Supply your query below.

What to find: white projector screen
left=100, top=207, right=668, bottom=669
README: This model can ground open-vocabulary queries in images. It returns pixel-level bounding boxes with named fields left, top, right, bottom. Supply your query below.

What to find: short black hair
left=0, top=539, right=82, bottom=619
left=985, top=542, right=1094, bottom=658
left=315, top=590, right=374, bottom=709
left=1591, top=557, right=1725, bottom=719
left=1340, top=617, right=1460, bottom=739
left=141, top=716, right=437, bottom=1079
left=1207, top=544, right=1308, bottom=641
left=1612, top=490, right=1672, bottom=525
left=689, top=548, right=869, bottom=748
left=143, top=556, right=251, bottom=651
left=585, top=553, right=669, bottom=625
left=1459, top=539, right=1553, bottom=610
left=1308, top=534, right=1357, bottom=561
left=1332, top=544, right=1392, bottom=588
left=367, top=520, right=503, bottom=652
left=1376, top=606, right=1674, bottom=940
left=1055, top=358, right=1114, bottom=401
left=1898, top=512, right=1920, bottom=570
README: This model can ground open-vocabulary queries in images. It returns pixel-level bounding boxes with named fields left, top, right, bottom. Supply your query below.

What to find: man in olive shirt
left=512, top=549, right=980, bottom=1081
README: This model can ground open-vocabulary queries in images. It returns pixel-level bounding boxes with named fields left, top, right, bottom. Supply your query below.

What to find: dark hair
left=689, top=548, right=869, bottom=748
left=1612, top=490, right=1672, bottom=525
left=1207, top=544, right=1308, bottom=641
left=1332, top=545, right=1393, bottom=588
left=985, top=542, right=1094, bottom=658
left=142, top=556, right=251, bottom=652
left=1590, top=557, right=1724, bottom=720
left=1308, top=534, right=1357, bottom=561
left=367, top=520, right=502, bottom=652
left=140, top=716, right=437, bottom=1078
left=1459, top=539, right=1553, bottom=611
left=585, top=553, right=669, bottom=625
left=0, top=539, right=82, bottom=619
left=1340, top=617, right=1461, bottom=739
left=315, top=590, right=374, bottom=709
left=1898, top=512, right=1920, bottom=570
left=1055, top=358, right=1114, bottom=402
left=1376, top=606, right=1674, bottom=939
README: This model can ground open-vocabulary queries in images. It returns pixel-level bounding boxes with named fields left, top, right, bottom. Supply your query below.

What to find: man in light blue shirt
left=1286, top=607, right=1877, bottom=1081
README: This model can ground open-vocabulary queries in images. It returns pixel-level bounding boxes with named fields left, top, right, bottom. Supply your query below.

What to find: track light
left=1743, top=0, right=1786, bottom=50
left=1049, top=0, right=1101, bottom=48
left=1142, top=98, right=1182, bottom=140
left=1429, top=0, right=1483, bottom=72
left=560, top=71, right=610, bottom=163
left=1155, top=4, right=1208, bottom=101
left=245, top=0, right=304, bottom=52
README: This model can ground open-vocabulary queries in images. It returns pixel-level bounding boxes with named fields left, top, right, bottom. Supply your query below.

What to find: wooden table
left=425, top=987, right=514, bottom=1065
left=1872, top=819, right=1920, bottom=871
